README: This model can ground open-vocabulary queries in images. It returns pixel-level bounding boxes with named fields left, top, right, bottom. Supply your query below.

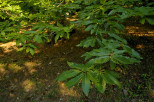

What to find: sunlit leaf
left=83, top=20, right=93, bottom=25
left=54, top=33, right=60, bottom=43
left=95, top=79, right=106, bottom=93
left=140, top=18, right=145, bottom=24
left=29, top=48, right=35, bottom=55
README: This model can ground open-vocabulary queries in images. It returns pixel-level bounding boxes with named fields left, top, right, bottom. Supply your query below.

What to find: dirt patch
left=0, top=24, right=153, bottom=102
left=0, top=30, right=90, bottom=102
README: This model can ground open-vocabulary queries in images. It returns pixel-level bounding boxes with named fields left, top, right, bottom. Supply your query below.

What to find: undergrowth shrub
left=56, top=0, right=154, bottom=96
left=0, top=0, right=154, bottom=96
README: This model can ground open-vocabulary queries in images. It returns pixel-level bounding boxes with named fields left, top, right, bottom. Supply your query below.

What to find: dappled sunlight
left=125, top=26, right=139, bottom=30
left=53, top=39, right=63, bottom=47
left=8, top=63, right=22, bottom=73
left=66, top=17, right=78, bottom=21
left=136, top=44, right=145, bottom=49
left=73, top=37, right=79, bottom=40
left=9, top=93, right=15, bottom=98
left=126, top=26, right=154, bottom=37
left=24, top=61, right=37, bottom=74
left=22, top=79, right=36, bottom=92
left=53, top=43, right=60, bottom=47
left=35, top=49, right=41, bottom=54
left=0, top=54, right=4, bottom=57
left=59, top=57, right=66, bottom=62
left=128, top=32, right=154, bottom=37
left=0, top=0, right=154, bottom=101
left=0, top=63, right=7, bottom=76
left=24, top=61, right=37, bottom=68
left=19, top=27, right=32, bottom=34
left=0, top=41, right=18, bottom=53
left=58, top=82, right=79, bottom=97
left=0, top=49, right=4, bottom=57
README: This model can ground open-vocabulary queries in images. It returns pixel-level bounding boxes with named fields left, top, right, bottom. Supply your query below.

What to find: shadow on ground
left=0, top=24, right=154, bottom=102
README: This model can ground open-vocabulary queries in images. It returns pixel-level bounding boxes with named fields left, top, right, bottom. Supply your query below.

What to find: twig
left=57, top=0, right=64, bottom=7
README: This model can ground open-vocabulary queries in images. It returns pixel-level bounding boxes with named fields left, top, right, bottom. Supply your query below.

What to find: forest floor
left=0, top=23, right=153, bottom=102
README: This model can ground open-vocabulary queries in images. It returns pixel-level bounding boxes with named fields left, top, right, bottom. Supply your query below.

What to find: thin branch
left=57, top=0, right=64, bottom=7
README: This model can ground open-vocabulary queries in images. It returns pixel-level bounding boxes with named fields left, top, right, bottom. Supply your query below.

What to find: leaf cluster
left=0, top=0, right=152, bottom=96
left=56, top=0, right=148, bottom=96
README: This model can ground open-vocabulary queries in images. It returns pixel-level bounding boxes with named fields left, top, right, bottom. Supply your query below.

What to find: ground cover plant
left=0, top=0, right=154, bottom=101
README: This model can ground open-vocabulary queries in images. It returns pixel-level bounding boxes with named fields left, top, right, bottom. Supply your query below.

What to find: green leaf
left=123, top=45, right=132, bottom=53
left=83, top=21, right=93, bottom=25
left=96, top=38, right=103, bottom=47
left=26, top=47, right=30, bottom=53
left=24, top=31, right=36, bottom=34
left=66, top=73, right=83, bottom=88
left=67, top=62, right=93, bottom=72
left=111, top=54, right=139, bottom=64
left=18, top=47, right=24, bottom=51
left=29, top=48, right=35, bottom=55
left=82, top=48, right=111, bottom=61
left=28, top=43, right=37, bottom=49
left=89, top=56, right=110, bottom=64
left=135, top=7, right=154, bottom=16
left=63, top=27, right=69, bottom=33
left=82, top=52, right=93, bottom=61
left=100, top=0, right=106, bottom=4
left=113, top=50, right=125, bottom=55
left=108, top=10, right=116, bottom=15
left=87, top=70, right=97, bottom=83
left=20, top=36, right=27, bottom=43
left=95, top=79, right=106, bottom=93
left=90, top=29, right=95, bottom=34
left=114, top=23, right=125, bottom=31
left=85, top=25, right=94, bottom=31
left=77, top=36, right=97, bottom=48
left=33, top=35, right=43, bottom=43
left=54, top=33, right=60, bottom=43
left=56, top=69, right=81, bottom=81
left=110, top=60, right=116, bottom=69
left=32, top=25, right=39, bottom=30
left=57, top=22, right=63, bottom=27
left=67, top=62, right=84, bottom=70
left=38, top=27, right=45, bottom=32
left=82, top=74, right=90, bottom=96
left=103, top=70, right=122, bottom=88
left=108, top=33, right=127, bottom=44
left=102, top=79, right=106, bottom=93
left=146, top=17, right=154, bottom=25
left=131, top=49, right=142, bottom=59
left=0, top=38, right=7, bottom=42
left=1, top=31, right=5, bottom=36
left=105, top=70, right=120, bottom=78
left=140, top=18, right=145, bottom=24
left=102, top=39, right=121, bottom=49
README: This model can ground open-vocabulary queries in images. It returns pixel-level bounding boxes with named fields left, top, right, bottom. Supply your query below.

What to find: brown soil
left=0, top=24, right=154, bottom=102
